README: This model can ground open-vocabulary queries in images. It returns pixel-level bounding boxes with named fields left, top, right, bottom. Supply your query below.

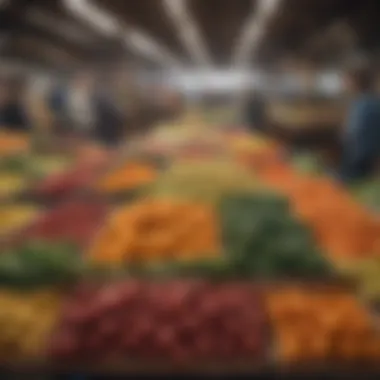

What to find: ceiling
left=1, top=0, right=380, bottom=71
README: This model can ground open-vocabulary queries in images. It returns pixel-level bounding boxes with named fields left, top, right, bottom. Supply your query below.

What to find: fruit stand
left=1, top=116, right=380, bottom=377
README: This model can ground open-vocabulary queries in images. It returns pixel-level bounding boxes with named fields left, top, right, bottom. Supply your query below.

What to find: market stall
left=2, top=0, right=380, bottom=376
left=1, top=113, right=380, bottom=377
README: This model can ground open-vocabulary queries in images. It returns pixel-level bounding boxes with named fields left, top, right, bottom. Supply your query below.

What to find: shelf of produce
left=0, top=281, right=377, bottom=376
left=1, top=120, right=380, bottom=376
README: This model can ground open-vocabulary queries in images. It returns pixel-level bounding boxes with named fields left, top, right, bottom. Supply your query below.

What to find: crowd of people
left=1, top=64, right=379, bottom=183
left=0, top=65, right=183, bottom=146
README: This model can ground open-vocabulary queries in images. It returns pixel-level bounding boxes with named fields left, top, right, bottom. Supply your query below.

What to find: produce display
left=228, top=133, right=276, bottom=156
left=0, top=115, right=380, bottom=373
left=0, top=289, right=62, bottom=360
left=49, top=280, right=267, bottom=363
left=291, top=153, right=323, bottom=175
left=33, top=159, right=108, bottom=199
left=0, top=132, right=29, bottom=157
left=0, top=204, right=40, bottom=235
left=352, top=180, right=380, bottom=212
left=266, top=286, right=380, bottom=363
left=0, top=154, right=70, bottom=179
left=96, top=162, right=157, bottom=194
left=335, top=258, right=380, bottom=304
left=148, top=159, right=260, bottom=204
left=0, top=242, right=83, bottom=286
left=219, top=193, right=330, bottom=277
left=89, top=200, right=221, bottom=264
left=254, top=162, right=380, bottom=260
left=0, top=172, right=28, bottom=198
left=16, top=200, right=109, bottom=248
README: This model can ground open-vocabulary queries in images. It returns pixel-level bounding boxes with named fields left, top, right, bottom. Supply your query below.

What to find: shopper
left=92, top=75, right=125, bottom=147
left=242, top=89, right=268, bottom=133
left=337, top=66, right=380, bottom=182
left=0, top=76, right=30, bottom=131
left=48, top=70, right=96, bottom=137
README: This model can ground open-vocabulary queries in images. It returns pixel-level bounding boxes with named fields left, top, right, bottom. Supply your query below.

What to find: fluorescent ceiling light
left=64, top=0, right=182, bottom=67
left=163, top=0, right=211, bottom=66
left=233, top=0, right=282, bottom=67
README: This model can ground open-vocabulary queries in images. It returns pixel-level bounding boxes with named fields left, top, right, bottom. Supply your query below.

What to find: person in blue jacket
left=338, top=66, right=380, bottom=182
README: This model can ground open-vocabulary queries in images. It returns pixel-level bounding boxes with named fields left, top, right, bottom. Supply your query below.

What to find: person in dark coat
left=0, top=77, right=30, bottom=131
left=47, top=70, right=125, bottom=146
left=92, top=86, right=125, bottom=146
left=242, top=89, right=268, bottom=133
left=47, top=72, right=96, bottom=136
left=337, top=66, right=380, bottom=182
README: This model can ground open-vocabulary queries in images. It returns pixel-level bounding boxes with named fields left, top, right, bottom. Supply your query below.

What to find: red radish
left=50, top=280, right=267, bottom=363
left=98, top=317, right=119, bottom=337
left=49, top=330, right=78, bottom=358
left=62, top=306, right=93, bottom=325
left=83, top=334, right=104, bottom=353
left=155, top=325, right=176, bottom=348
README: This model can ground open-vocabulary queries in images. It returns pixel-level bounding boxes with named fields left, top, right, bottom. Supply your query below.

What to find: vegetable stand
left=0, top=117, right=380, bottom=376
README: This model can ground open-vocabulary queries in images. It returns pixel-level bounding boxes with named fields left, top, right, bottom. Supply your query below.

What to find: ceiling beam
left=25, top=8, right=100, bottom=47
left=233, top=0, right=283, bottom=67
left=63, top=0, right=183, bottom=67
left=163, top=0, right=211, bottom=66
